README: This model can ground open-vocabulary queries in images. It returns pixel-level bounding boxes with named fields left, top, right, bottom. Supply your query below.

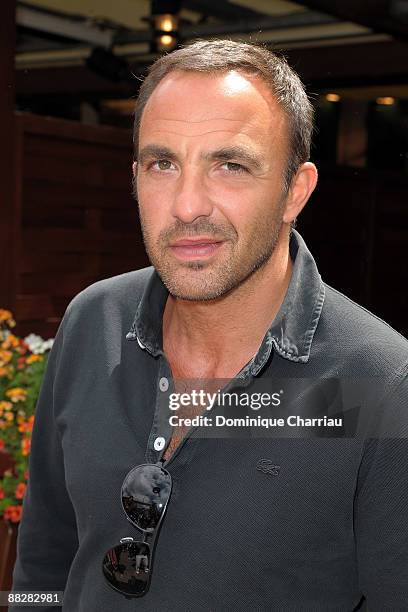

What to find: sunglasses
left=102, top=462, right=172, bottom=598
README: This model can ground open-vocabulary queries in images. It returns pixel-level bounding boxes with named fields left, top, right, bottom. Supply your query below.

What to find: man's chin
left=158, top=267, right=232, bottom=301
left=167, top=287, right=228, bottom=302
left=165, top=281, right=224, bottom=302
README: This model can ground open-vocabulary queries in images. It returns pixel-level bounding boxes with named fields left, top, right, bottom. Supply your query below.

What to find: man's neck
left=162, top=233, right=293, bottom=379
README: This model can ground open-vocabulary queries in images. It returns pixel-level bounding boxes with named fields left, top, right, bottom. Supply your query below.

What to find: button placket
left=145, top=360, right=173, bottom=464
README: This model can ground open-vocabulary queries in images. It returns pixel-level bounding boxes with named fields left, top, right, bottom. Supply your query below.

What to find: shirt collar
left=126, top=228, right=325, bottom=366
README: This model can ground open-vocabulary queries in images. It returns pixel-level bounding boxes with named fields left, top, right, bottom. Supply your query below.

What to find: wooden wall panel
left=0, top=0, right=16, bottom=310
left=13, top=113, right=149, bottom=339
left=371, top=176, right=408, bottom=336
left=24, top=179, right=132, bottom=209
left=297, top=165, right=408, bottom=338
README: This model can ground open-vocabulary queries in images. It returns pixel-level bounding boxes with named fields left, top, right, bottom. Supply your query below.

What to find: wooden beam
left=15, top=39, right=408, bottom=99
left=0, top=1, right=17, bottom=310
left=285, top=39, right=408, bottom=86
left=294, top=0, right=408, bottom=40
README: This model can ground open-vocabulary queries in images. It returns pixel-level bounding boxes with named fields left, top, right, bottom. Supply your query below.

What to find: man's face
left=134, top=69, right=290, bottom=301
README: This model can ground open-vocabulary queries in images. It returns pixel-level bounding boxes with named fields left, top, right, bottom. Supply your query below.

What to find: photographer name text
left=169, top=415, right=343, bottom=429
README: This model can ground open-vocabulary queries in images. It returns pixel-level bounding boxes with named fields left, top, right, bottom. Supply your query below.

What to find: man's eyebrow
left=202, top=146, right=265, bottom=171
left=138, top=145, right=177, bottom=165
left=137, top=144, right=265, bottom=171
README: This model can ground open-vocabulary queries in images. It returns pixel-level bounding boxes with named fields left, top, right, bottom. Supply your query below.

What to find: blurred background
left=0, top=2, right=407, bottom=602
left=1, top=0, right=408, bottom=340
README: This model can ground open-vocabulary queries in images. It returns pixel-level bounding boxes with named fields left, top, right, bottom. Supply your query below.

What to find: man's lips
left=168, top=237, right=225, bottom=260
left=170, top=238, right=222, bottom=246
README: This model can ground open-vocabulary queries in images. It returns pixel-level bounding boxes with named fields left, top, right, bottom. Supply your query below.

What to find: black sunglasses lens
left=102, top=541, right=151, bottom=597
left=122, top=464, right=172, bottom=530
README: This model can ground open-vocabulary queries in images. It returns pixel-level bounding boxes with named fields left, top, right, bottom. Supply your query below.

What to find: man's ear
left=283, top=162, right=318, bottom=224
left=131, top=161, right=139, bottom=201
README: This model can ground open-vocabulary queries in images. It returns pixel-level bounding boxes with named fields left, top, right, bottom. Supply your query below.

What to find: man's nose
left=170, top=167, right=213, bottom=224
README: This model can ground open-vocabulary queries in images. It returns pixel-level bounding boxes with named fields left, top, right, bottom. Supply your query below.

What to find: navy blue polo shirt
left=11, top=229, right=408, bottom=611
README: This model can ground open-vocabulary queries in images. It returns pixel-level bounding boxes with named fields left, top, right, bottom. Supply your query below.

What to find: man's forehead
left=141, top=116, right=256, bottom=140
left=141, top=70, right=283, bottom=126
left=140, top=76, right=285, bottom=147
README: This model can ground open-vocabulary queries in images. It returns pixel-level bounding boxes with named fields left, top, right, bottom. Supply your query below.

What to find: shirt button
left=154, top=437, right=166, bottom=451
left=159, top=377, right=169, bottom=392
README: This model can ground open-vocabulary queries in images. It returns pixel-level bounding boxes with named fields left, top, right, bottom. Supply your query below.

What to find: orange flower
left=21, top=437, right=31, bottom=456
left=4, top=412, right=14, bottom=422
left=0, top=366, right=11, bottom=377
left=0, top=310, right=16, bottom=326
left=15, top=483, right=27, bottom=499
left=0, top=349, right=13, bottom=367
left=5, top=387, right=27, bottom=403
left=18, top=419, right=33, bottom=433
left=0, top=401, right=12, bottom=411
left=26, top=354, right=43, bottom=364
left=1, top=334, right=19, bottom=350
left=4, top=505, right=22, bottom=523
left=18, top=415, right=34, bottom=433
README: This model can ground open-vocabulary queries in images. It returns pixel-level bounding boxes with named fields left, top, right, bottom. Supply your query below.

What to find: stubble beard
left=137, top=196, right=286, bottom=302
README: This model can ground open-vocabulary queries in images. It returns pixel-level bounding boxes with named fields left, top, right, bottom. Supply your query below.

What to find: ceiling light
left=376, top=96, right=395, bottom=105
left=150, top=1, right=181, bottom=53
left=158, top=34, right=176, bottom=49
left=325, top=93, right=340, bottom=102
left=155, top=14, right=178, bottom=33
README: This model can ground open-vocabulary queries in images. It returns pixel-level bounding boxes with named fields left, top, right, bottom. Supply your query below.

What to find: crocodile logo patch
left=256, top=459, right=281, bottom=476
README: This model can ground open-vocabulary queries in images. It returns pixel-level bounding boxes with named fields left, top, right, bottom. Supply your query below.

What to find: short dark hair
left=133, top=38, right=314, bottom=196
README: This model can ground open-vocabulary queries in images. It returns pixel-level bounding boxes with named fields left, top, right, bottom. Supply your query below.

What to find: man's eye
left=222, top=162, right=247, bottom=174
left=149, top=159, right=174, bottom=171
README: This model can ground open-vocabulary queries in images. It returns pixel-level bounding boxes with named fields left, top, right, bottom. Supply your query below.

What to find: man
left=11, top=39, right=408, bottom=611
